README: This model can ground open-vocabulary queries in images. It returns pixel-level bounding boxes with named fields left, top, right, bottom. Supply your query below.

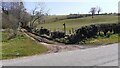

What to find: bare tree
left=2, top=2, right=26, bottom=39
left=29, top=2, right=48, bottom=29
left=97, top=7, right=102, bottom=14
left=2, top=2, right=26, bottom=29
left=89, top=7, right=97, bottom=18
left=20, top=9, right=31, bottom=28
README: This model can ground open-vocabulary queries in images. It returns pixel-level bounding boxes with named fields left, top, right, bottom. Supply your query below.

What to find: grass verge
left=80, top=34, right=119, bottom=45
left=2, top=31, right=48, bottom=59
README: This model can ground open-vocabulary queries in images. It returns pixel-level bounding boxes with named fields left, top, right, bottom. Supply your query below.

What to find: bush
left=51, top=31, right=65, bottom=39
left=39, top=28, right=50, bottom=36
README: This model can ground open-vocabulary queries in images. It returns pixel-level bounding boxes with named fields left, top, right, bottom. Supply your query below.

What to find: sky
left=23, top=0, right=120, bottom=15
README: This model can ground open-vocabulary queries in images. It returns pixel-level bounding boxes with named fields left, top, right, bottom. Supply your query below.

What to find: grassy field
left=38, top=15, right=118, bottom=33
left=2, top=31, right=48, bottom=59
left=44, top=15, right=67, bottom=22
left=79, top=34, right=120, bottom=45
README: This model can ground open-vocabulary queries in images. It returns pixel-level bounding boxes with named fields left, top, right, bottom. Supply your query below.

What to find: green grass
left=38, top=15, right=118, bottom=33
left=0, top=32, right=1, bottom=42
left=0, top=32, right=1, bottom=60
left=43, top=15, right=67, bottom=23
left=80, top=34, right=119, bottom=45
left=44, top=15, right=67, bottom=20
left=2, top=31, right=48, bottom=59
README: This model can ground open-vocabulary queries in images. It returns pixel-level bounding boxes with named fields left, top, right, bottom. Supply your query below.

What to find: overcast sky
left=24, top=0, right=119, bottom=15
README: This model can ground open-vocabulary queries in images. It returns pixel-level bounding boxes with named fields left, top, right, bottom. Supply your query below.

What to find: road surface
left=2, top=43, right=118, bottom=66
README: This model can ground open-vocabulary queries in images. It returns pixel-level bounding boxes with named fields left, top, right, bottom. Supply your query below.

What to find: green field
left=43, top=15, right=67, bottom=23
left=2, top=31, right=48, bottom=59
left=38, top=15, right=118, bottom=33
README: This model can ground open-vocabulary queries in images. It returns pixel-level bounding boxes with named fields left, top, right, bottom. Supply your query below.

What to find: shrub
left=51, top=31, right=65, bottom=39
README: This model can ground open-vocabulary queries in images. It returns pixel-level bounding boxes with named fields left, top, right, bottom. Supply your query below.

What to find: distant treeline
left=66, top=13, right=118, bottom=19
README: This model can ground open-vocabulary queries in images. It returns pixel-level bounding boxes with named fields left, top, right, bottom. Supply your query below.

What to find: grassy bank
left=2, top=31, right=48, bottom=59
left=80, top=34, right=119, bottom=45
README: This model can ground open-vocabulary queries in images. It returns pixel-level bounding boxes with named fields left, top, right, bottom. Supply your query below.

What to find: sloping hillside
left=37, top=15, right=118, bottom=33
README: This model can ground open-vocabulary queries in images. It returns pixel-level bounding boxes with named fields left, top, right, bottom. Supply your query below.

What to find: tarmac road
left=2, top=43, right=118, bottom=66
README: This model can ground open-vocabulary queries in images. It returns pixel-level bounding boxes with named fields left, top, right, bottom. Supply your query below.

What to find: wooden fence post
left=63, top=23, right=66, bottom=35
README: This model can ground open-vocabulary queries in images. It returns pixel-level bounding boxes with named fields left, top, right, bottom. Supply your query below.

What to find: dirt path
left=21, top=29, right=98, bottom=53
